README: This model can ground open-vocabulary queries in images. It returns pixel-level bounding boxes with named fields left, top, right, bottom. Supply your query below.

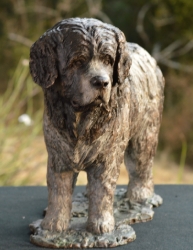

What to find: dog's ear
left=113, top=31, right=132, bottom=85
left=29, top=36, right=58, bottom=88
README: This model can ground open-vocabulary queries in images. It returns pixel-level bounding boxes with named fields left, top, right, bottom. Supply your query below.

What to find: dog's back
left=126, top=43, right=164, bottom=137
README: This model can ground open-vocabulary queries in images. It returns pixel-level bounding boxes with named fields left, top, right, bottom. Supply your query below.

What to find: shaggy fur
left=30, top=18, right=164, bottom=234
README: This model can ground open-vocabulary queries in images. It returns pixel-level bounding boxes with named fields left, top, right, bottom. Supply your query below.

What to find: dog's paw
left=127, top=185, right=163, bottom=207
left=87, top=212, right=115, bottom=234
left=41, top=213, right=69, bottom=232
left=126, top=185, right=154, bottom=203
left=147, top=193, right=163, bottom=207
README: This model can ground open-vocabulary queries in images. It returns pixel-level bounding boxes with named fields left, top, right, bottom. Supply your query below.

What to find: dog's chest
left=66, top=105, right=131, bottom=168
left=44, top=92, right=132, bottom=172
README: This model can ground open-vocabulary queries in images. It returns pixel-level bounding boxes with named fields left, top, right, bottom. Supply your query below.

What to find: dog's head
left=30, top=18, right=131, bottom=111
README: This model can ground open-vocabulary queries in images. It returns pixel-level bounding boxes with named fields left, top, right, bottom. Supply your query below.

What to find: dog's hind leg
left=124, top=111, right=163, bottom=218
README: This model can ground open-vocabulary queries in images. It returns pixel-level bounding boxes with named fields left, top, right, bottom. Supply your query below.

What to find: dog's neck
left=71, top=106, right=111, bottom=141
left=44, top=86, right=119, bottom=143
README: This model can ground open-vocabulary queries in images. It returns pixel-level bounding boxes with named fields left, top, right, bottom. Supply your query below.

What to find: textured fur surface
left=30, top=18, right=164, bottom=234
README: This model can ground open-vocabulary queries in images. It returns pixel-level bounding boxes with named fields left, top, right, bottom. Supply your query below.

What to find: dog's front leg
left=41, top=164, right=74, bottom=232
left=86, top=163, right=119, bottom=234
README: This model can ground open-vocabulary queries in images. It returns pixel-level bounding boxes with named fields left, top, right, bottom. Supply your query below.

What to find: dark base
left=29, top=188, right=162, bottom=248
left=1, top=185, right=193, bottom=250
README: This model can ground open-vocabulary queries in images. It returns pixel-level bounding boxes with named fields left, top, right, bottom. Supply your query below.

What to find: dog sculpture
left=30, top=18, right=164, bottom=235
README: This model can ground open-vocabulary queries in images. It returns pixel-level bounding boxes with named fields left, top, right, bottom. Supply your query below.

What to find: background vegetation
left=0, top=0, right=193, bottom=185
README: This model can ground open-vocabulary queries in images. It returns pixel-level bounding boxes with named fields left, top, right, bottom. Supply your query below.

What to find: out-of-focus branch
left=86, top=0, right=101, bottom=14
left=136, top=3, right=152, bottom=47
left=8, top=33, right=33, bottom=47
left=153, top=39, right=193, bottom=72
left=85, top=0, right=112, bottom=23
left=158, top=40, right=184, bottom=58
left=159, top=58, right=193, bottom=72
left=95, top=10, right=112, bottom=24
left=171, top=40, right=193, bottom=58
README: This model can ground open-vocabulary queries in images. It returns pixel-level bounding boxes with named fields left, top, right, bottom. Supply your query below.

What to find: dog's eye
left=72, top=58, right=86, bottom=67
left=102, top=55, right=112, bottom=66
left=74, top=60, right=83, bottom=66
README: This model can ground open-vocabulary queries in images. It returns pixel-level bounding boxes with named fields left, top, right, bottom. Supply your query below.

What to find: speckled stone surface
left=30, top=221, right=136, bottom=248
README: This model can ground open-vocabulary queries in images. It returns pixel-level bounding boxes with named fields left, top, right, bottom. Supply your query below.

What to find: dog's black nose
left=90, top=76, right=109, bottom=89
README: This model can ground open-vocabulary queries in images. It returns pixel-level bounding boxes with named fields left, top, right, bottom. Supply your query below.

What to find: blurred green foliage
left=0, top=59, right=43, bottom=185
left=0, top=0, right=193, bottom=168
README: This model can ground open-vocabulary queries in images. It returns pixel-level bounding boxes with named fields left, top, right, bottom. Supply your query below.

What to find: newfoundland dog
left=30, top=18, right=164, bottom=234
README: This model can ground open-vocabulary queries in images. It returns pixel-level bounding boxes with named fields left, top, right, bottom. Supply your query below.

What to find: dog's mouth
left=71, top=96, right=107, bottom=112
